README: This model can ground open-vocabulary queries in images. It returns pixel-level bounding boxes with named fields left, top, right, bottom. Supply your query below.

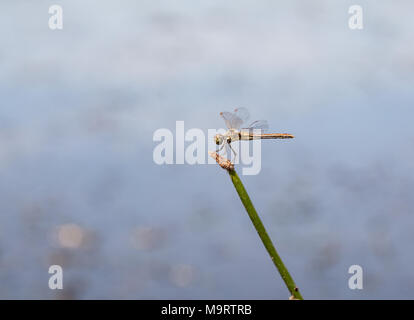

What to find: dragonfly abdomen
left=244, top=133, right=295, bottom=140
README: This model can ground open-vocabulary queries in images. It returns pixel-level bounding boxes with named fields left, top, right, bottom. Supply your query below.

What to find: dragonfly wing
left=220, top=108, right=250, bottom=130
left=242, top=120, right=269, bottom=133
left=228, top=107, right=249, bottom=130
left=233, top=108, right=250, bottom=122
left=220, top=111, right=236, bottom=129
left=230, top=117, right=243, bottom=130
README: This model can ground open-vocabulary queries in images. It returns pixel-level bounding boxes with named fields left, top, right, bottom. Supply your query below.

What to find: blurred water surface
left=0, top=1, right=414, bottom=299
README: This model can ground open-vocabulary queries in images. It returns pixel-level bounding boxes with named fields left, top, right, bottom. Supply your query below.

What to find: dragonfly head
left=215, top=134, right=224, bottom=146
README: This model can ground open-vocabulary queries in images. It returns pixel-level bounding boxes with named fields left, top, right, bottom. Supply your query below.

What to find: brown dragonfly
left=214, top=108, right=294, bottom=158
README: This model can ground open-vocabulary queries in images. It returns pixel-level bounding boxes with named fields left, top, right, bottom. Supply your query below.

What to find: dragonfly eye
left=226, top=137, right=231, bottom=144
left=215, top=135, right=223, bottom=145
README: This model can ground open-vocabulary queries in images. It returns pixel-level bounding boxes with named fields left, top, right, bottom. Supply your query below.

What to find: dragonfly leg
left=228, top=143, right=237, bottom=163
left=216, top=143, right=225, bottom=153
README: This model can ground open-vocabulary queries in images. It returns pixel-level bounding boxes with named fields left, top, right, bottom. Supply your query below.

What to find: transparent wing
left=233, top=108, right=250, bottom=122
left=220, top=112, right=235, bottom=129
left=242, top=120, right=269, bottom=133
left=220, top=108, right=250, bottom=130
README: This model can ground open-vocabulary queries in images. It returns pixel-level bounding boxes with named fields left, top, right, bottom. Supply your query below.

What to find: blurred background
left=1, top=1, right=414, bottom=299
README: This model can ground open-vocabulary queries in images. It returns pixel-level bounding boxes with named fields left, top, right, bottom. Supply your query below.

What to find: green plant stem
left=228, top=169, right=303, bottom=300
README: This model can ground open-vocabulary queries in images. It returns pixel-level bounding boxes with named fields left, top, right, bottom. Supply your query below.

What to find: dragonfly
left=214, top=108, right=294, bottom=160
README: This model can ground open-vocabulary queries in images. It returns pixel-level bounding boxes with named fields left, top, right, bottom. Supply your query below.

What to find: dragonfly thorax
left=226, top=129, right=241, bottom=143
